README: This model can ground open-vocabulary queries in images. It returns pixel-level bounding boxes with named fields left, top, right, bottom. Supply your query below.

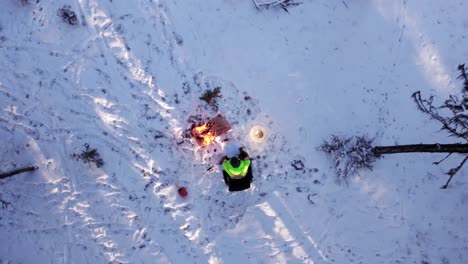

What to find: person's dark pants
left=223, top=166, right=253, bottom=192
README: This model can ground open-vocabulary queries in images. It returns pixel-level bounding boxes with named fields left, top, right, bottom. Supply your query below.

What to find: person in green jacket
left=221, top=147, right=253, bottom=192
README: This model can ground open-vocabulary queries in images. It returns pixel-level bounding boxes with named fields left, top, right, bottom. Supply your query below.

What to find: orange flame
left=192, top=123, right=216, bottom=146
left=191, top=115, right=231, bottom=147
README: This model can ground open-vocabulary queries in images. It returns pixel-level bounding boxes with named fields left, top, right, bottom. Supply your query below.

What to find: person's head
left=230, top=157, right=240, bottom=168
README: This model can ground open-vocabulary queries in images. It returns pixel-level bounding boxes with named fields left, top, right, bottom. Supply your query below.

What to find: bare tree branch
left=457, top=64, right=468, bottom=91
left=0, top=166, right=38, bottom=180
left=433, top=153, right=453, bottom=165
left=441, top=155, right=468, bottom=189
left=412, top=91, right=467, bottom=141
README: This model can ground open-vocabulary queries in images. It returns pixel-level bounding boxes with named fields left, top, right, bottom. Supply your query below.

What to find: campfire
left=191, top=114, right=231, bottom=146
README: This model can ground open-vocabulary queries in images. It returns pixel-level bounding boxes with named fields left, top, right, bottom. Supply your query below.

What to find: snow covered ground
left=1, top=0, right=467, bottom=263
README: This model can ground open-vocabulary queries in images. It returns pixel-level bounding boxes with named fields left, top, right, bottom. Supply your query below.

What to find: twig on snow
left=252, top=0, right=302, bottom=12
left=342, top=1, right=349, bottom=9
left=433, top=153, right=453, bottom=165
left=307, top=193, right=317, bottom=204
left=0, top=197, right=10, bottom=209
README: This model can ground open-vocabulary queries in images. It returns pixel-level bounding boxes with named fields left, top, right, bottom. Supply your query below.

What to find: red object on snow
left=177, top=186, right=188, bottom=198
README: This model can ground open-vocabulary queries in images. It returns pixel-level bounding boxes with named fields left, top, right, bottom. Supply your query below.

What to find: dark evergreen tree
left=72, top=143, right=105, bottom=168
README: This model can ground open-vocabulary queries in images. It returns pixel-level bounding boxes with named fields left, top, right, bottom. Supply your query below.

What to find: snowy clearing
left=1, top=0, right=467, bottom=263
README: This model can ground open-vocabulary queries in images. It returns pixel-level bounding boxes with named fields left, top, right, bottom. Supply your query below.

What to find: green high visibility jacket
left=222, top=159, right=251, bottom=179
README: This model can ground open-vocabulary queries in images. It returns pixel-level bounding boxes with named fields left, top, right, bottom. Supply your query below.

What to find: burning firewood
left=191, top=114, right=231, bottom=146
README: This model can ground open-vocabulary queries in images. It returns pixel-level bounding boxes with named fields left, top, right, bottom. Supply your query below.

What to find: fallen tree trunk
left=373, top=143, right=468, bottom=155
left=372, top=143, right=468, bottom=189
left=0, top=166, right=38, bottom=180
